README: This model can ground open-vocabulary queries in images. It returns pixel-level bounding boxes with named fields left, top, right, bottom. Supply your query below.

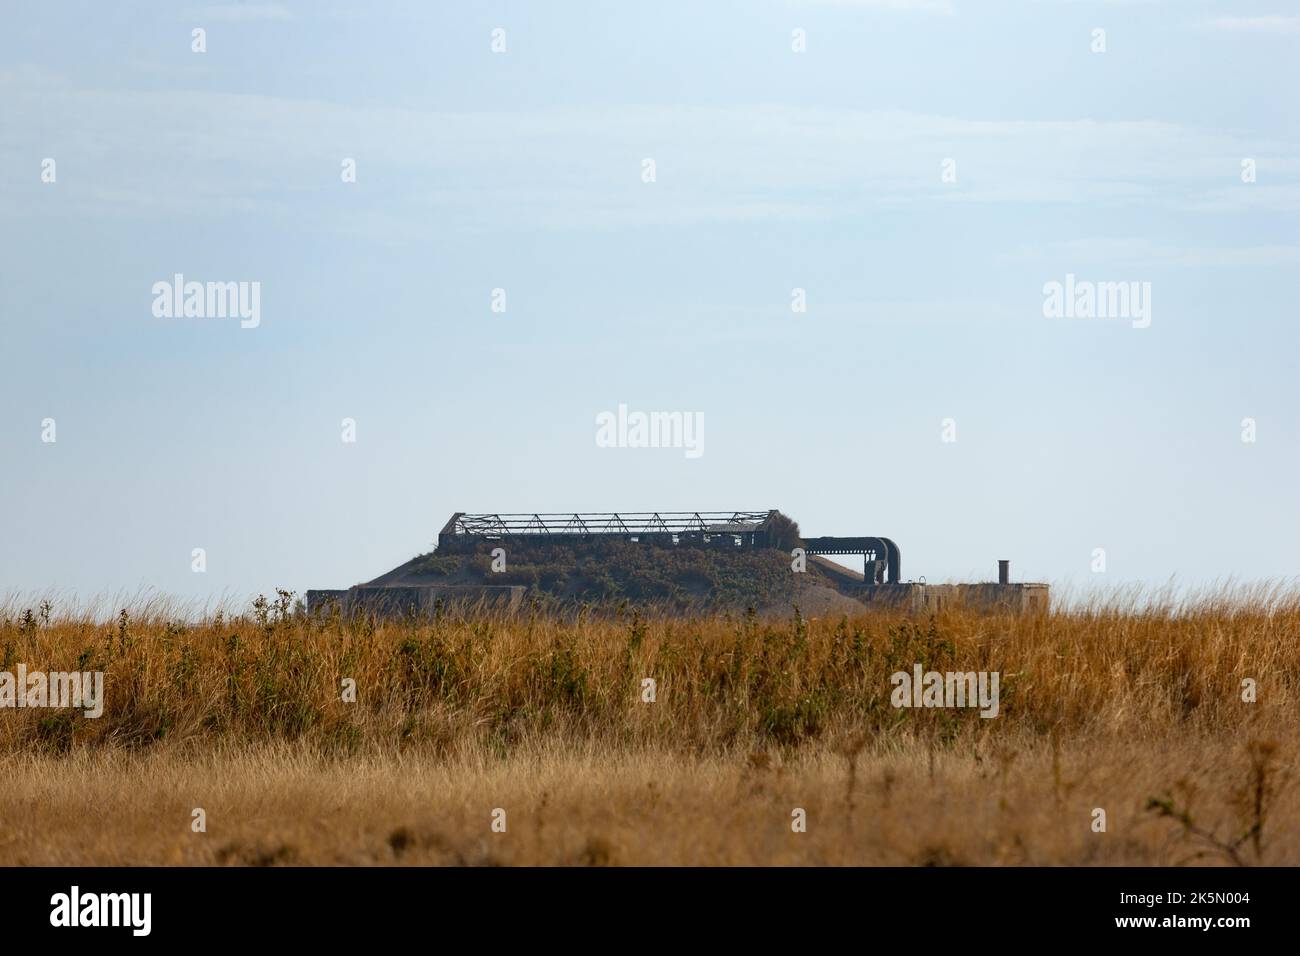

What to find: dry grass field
left=2, top=586, right=1297, bottom=866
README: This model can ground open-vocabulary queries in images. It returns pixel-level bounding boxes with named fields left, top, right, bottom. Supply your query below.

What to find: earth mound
left=365, top=539, right=868, bottom=615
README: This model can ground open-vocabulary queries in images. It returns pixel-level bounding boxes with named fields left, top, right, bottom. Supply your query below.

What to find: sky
left=1, top=0, right=1297, bottom=609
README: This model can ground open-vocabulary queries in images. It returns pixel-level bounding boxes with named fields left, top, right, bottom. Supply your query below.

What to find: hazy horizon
left=3, top=0, right=1297, bottom=603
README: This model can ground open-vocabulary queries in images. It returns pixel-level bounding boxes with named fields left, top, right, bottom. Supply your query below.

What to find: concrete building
left=307, top=511, right=1049, bottom=617
left=858, top=561, right=1049, bottom=614
left=306, top=585, right=524, bottom=617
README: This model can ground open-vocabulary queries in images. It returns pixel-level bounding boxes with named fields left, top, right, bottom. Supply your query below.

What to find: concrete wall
left=306, top=585, right=525, bottom=617
left=957, top=583, right=1050, bottom=614
left=860, top=582, right=1049, bottom=614
left=304, top=590, right=348, bottom=612
left=305, top=581, right=1047, bottom=617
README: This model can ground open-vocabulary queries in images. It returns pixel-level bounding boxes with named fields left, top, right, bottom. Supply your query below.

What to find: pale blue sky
left=1, top=0, right=1297, bottom=606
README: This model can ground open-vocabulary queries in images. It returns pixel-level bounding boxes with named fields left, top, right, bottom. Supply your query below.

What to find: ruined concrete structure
left=306, top=585, right=525, bottom=617
left=858, top=580, right=1049, bottom=615
left=306, top=510, right=1048, bottom=616
left=438, top=511, right=904, bottom=584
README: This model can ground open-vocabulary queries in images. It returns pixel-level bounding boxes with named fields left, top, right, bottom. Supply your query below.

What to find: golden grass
left=1, top=587, right=1297, bottom=865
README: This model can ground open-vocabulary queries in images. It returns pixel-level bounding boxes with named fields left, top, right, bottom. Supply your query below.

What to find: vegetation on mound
left=403, top=538, right=825, bottom=609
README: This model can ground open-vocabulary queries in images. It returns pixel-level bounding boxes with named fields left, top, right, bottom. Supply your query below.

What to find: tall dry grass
left=3, top=587, right=1296, bottom=753
left=1, top=588, right=1296, bottom=865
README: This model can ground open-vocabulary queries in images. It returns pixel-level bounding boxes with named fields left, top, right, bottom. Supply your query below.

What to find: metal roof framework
left=435, top=511, right=901, bottom=583
left=443, top=511, right=776, bottom=538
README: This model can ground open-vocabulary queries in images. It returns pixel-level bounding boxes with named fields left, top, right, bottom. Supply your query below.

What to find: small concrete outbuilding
left=859, top=560, right=1048, bottom=614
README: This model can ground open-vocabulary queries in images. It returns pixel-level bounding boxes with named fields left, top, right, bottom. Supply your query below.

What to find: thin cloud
left=998, top=238, right=1300, bottom=268
left=790, top=0, right=954, bottom=12
left=1201, top=16, right=1300, bottom=34
left=184, top=4, right=292, bottom=21
left=2, top=75, right=1294, bottom=231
